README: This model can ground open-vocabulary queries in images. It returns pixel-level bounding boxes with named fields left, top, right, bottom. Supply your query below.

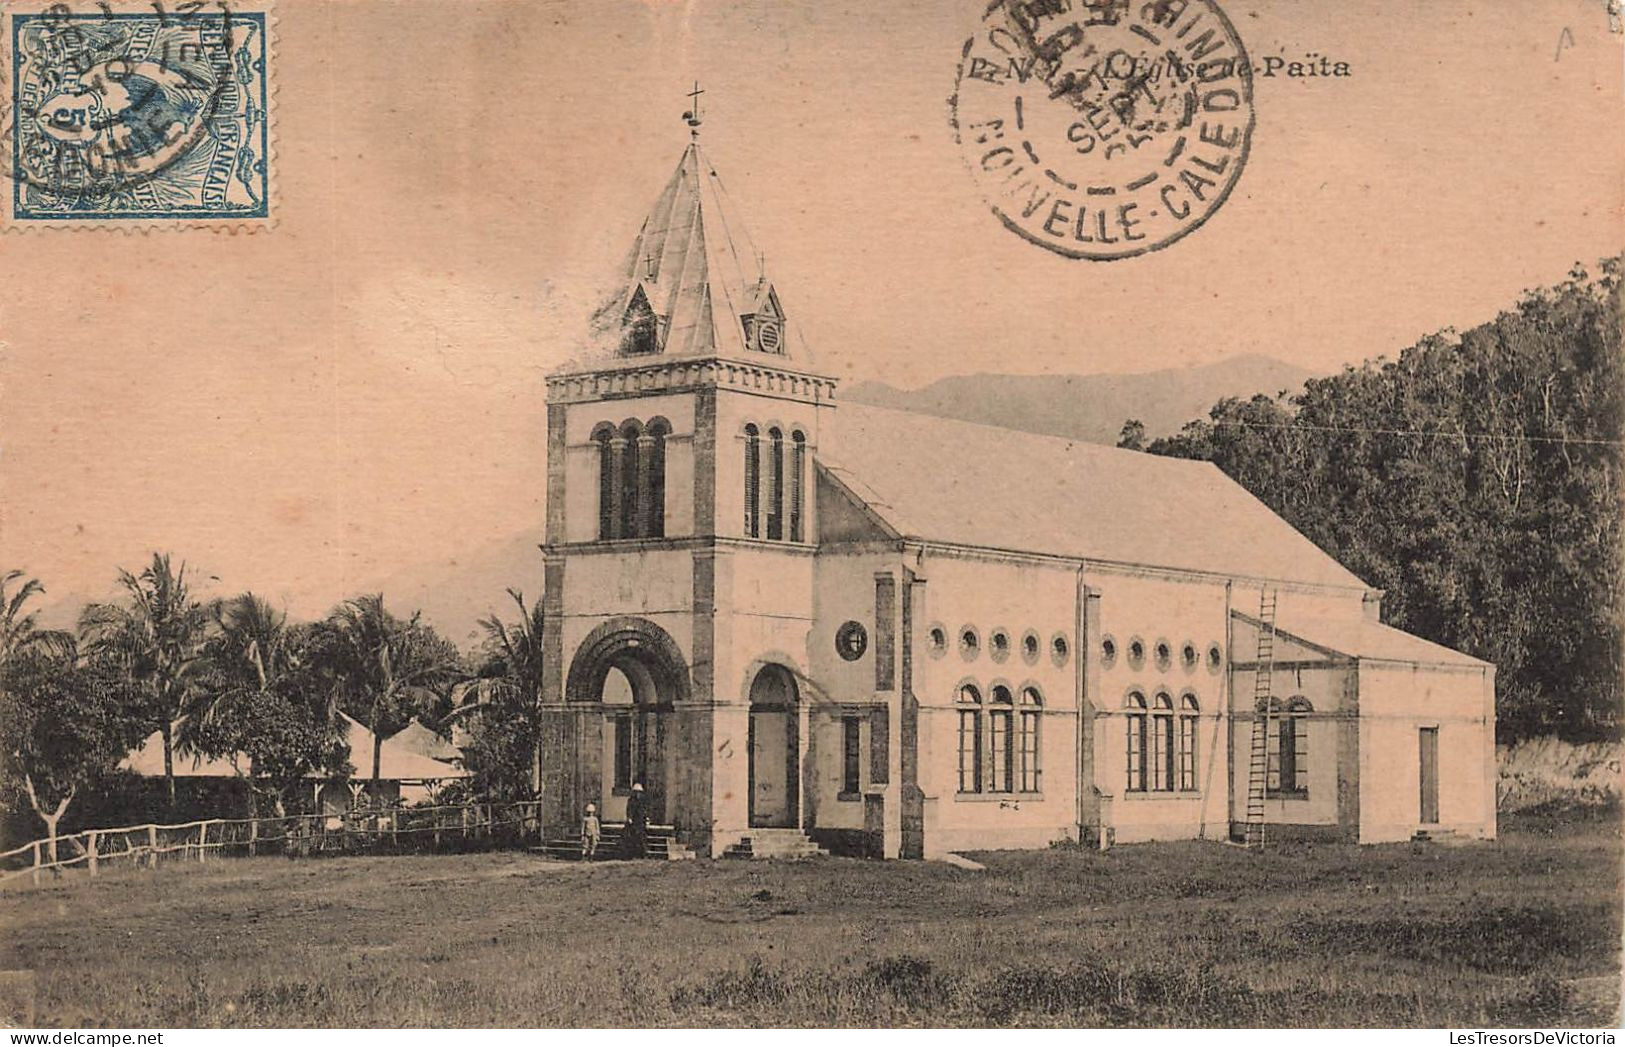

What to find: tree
left=78, top=554, right=215, bottom=810
left=1116, top=418, right=1147, bottom=452
left=0, top=650, right=146, bottom=862
left=317, top=595, right=459, bottom=801
left=451, top=589, right=548, bottom=800
left=0, top=570, right=73, bottom=667
left=186, top=595, right=349, bottom=816
left=1135, top=257, right=1623, bottom=742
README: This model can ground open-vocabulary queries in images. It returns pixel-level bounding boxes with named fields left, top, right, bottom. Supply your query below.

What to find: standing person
left=623, top=782, right=649, bottom=859
left=580, top=802, right=601, bottom=861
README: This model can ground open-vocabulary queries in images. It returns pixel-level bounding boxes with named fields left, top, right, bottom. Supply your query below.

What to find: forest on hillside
left=1120, top=258, right=1623, bottom=743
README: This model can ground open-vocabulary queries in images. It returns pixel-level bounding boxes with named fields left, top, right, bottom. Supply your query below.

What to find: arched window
left=1266, top=697, right=1312, bottom=797
left=618, top=421, right=642, bottom=540
left=990, top=685, right=1014, bottom=793
left=766, top=427, right=784, bottom=540
left=743, top=424, right=760, bottom=537
left=593, top=424, right=616, bottom=540
left=1125, top=691, right=1148, bottom=793
left=1151, top=692, right=1175, bottom=792
left=1178, top=693, right=1200, bottom=791
left=646, top=419, right=670, bottom=538
left=789, top=430, right=806, bottom=542
left=957, top=684, right=983, bottom=794
left=1019, top=687, right=1042, bottom=792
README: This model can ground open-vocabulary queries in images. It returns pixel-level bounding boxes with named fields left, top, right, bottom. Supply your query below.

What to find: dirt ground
left=1, top=807, right=1618, bottom=1027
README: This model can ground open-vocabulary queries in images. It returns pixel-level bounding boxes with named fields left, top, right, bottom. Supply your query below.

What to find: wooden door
left=749, top=708, right=794, bottom=827
left=1418, top=727, right=1439, bottom=825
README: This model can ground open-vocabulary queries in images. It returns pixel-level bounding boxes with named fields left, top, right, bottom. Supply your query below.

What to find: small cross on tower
left=682, top=81, right=704, bottom=136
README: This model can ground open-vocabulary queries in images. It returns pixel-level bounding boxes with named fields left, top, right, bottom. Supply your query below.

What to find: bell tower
left=538, top=95, right=837, bottom=854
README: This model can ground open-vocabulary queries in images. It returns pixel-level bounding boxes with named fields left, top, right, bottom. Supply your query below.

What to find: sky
left=2, top=0, right=1621, bottom=634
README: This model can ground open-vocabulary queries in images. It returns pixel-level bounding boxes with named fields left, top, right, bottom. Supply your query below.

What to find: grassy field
left=1, top=808, right=1618, bottom=1028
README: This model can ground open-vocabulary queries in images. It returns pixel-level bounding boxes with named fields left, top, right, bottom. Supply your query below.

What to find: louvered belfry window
left=789, top=430, right=806, bottom=542
left=766, top=427, right=784, bottom=540
left=743, top=424, right=760, bottom=537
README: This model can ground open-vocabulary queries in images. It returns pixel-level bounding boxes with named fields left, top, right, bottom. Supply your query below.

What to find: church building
left=535, top=123, right=1498, bottom=859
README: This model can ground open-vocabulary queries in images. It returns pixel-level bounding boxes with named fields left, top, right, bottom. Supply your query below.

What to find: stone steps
left=722, top=828, right=828, bottom=860
left=535, top=823, right=695, bottom=862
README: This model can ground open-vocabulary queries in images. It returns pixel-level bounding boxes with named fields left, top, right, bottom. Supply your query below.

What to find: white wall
left=1086, top=567, right=1232, bottom=842
left=911, top=551, right=1080, bottom=852
left=1357, top=662, right=1496, bottom=842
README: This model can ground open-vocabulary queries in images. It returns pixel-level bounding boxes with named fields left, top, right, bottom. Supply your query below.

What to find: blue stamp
left=7, top=2, right=270, bottom=224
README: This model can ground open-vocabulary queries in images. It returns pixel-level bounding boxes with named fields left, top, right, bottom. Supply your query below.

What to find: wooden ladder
left=1243, top=589, right=1278, bottom=848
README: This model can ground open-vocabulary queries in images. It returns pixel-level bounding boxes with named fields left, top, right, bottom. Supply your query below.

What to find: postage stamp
left=2, top=0, right=271, bottom=229
left=951, top=0, right=1254, bottom=260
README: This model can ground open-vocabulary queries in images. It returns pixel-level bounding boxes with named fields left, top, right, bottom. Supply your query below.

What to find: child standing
left=580, top=802, right=601, bottom=861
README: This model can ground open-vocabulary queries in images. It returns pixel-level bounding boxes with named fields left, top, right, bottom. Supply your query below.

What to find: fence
left=0, top=800, right=543, bottom=889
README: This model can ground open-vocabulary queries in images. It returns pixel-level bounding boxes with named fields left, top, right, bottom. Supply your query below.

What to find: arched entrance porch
left=563, top=617, right=690, bottom=827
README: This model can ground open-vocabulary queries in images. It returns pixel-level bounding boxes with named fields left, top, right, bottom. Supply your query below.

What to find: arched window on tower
left=618, top=421, right=642, bottom=540
left=790, top=430, right=806, bottom=542
left=645, top=418, right=669, bottom=539
left=766, top=427, right=784, bottom=540
left=593, top=424, right=616, bottom=540
left=743, top=424, right=760, bottom=537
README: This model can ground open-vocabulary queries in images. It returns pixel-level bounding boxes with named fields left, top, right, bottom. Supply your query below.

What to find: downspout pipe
left=1075, top=562, right=1087, bottom=845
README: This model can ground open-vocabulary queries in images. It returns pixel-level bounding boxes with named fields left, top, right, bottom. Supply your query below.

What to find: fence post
left=197, top=822, right=208, bottom=863
left=461, top=805, right=469, bottom=841
left=87, top=831, right=99, bottom=877
left=433, top=808, right=442, bottom=849
left=147, top=825, right=158, bottom=868
left=31, top=841, right=40, bottom=886
left=249, top=817, right=259, bottom=857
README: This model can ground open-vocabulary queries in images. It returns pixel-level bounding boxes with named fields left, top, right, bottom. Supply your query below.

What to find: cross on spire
left=682, top=80, right=704, bottom=136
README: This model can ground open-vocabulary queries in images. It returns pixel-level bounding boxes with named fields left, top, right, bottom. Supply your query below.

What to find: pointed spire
left=586, top=121, right=807, bottom=366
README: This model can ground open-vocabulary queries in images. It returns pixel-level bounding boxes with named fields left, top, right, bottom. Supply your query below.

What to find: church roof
left=1233, top=611, right=1492, bottom=668
left=573, top=140, right=809, bottom=367
left=819, top=402, right=1369, bottom=590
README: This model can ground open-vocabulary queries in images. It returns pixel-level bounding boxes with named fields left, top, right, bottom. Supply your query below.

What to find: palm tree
left=318, top=594, right=459, bottom=801
left=78, top=554, right=214, bottom=810
left=451, top=588, right=547, bottom=798
left=0, top=570, right=74, bottom=668
left=188, top=594, right=346, bottom=816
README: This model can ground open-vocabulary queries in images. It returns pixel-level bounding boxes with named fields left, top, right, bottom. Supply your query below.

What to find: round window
left=1154, top=641, right=1172, bottom=669
left=960, top=627, right=981, bottom=660
left=1051, top=633, right=1070, bottom=666
left=1021, top=631, right=1041, bottom=664
left=990, top=630, right=1011, bottom=663
left=1128, top=639, right=1146, bottom=667
left=928, top=625, right=948, bottom=658
left=1207, top=644, right=1223, bottom=670
left=1182, top=642, right=1198, bottom=669
left=836, top=621, right=868, bottom=661
left=1102, top=636, right=1118, bottom=665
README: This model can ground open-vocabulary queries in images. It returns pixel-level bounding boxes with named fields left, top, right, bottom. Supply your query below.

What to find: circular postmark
left=951, top=0, right=1255, bottom=260
left=5, top=1, right=237, bottom=202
